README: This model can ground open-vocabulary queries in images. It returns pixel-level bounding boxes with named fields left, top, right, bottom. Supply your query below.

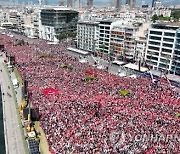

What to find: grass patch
left=14, top=67, right=24, bottom=87
left=176, top=113, right=180, bottom=118
left=85, top=75, right=95, bottom=82
left=120, top=89, right=130, bottom=97
left=60, top=63, right=73, bottom=71
left=38, top=54, right=54, bottom=59
left=34, top=122, right=50, bottom=154
left=3, top=63, right=29, bottom=154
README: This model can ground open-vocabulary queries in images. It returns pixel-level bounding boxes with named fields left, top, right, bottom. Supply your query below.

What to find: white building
left=135, top=22, right=150, bottom=62
left=145, top=22, right=180, bottom=74
left=77, top=20, right=99, bottom=53
left=77, top=18, right=150, bottom=62
left=154, top=0, right=162, bottom=8
left=152, top=9, right=171, bottom=17
left=98, top=20, right=114, bottom=59
left=24, top=12, right=39, bottom=38
left=74, top=0, right=80, bottom=9
left=173, top=29, right=180, bottom=75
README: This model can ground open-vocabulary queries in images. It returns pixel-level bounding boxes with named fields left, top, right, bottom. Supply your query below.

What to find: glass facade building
left=39, top=8, right=78, bottom=42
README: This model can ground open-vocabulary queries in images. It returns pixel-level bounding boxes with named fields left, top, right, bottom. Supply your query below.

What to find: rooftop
left=40, top=7, right=76, bottom=11
left=78, top=20, right=100, bottom=25
left=153, top=22, right=180, bottom=27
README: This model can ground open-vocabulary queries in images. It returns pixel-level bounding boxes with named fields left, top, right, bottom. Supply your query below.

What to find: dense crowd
left=0, top=33, right=180, bottom=153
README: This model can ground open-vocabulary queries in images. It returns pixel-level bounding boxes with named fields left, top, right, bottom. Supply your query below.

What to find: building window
left=159, top=63, right=168, bottom=69
left=147, top=51, right=159, bottom=56
left=148, top=46, right=159, bottom=51
left=149, top=36, right=161, bottom=41
left=149, top=41, right=160, bottom=46
left=147, top=55, right=158, bottom=61
left=162, top=43, right=173, bottom=48
left=164, top=32, right=175, bottom=37
left=150, top=30, right=162, bottom=35
left=160, top=58, right=170, bottom=63
left=163, top=37, right=174, bottom=43
left=162, top=48, right=172, bottom=53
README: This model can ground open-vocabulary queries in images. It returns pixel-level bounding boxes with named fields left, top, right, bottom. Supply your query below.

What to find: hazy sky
left=0, top=0, right=179, bottom=6
left=46, top=0, right=180, bottom=6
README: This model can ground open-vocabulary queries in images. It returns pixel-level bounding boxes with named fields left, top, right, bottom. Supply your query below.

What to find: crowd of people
left=0, top=33, right=179, bottom=153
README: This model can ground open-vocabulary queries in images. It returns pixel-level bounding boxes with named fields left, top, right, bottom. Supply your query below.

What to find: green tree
left=171, top=9, right=180, bottom=21
left=152, top=14, right=159, bottom=23
left=100, top=44, right=106, bottom=58
left=165, top=55, right=171, bottom=74
left=122, top=48, right=127, bottom=61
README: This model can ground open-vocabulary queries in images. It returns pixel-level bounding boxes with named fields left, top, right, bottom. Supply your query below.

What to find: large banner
left=43, top=88, right=59, bottom=95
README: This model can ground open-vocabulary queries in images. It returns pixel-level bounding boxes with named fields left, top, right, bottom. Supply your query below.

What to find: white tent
left=12, top=79, right=19, bottom=88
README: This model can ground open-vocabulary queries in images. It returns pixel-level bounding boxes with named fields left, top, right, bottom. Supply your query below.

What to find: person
left=1, top=32, right=179, bottom=153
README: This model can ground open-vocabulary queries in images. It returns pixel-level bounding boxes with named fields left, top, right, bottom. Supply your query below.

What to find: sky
left=0, top=0, right=180, bottom=6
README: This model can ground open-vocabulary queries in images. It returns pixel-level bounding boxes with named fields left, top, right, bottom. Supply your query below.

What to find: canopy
left=43, top=88, right=59, bottom=95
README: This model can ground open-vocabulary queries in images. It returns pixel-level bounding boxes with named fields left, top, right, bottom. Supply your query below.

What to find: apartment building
left=77, top=20, right=99, bottom=53
left=110, top=24, right=125, bottom=60
left=39, top=7, right=78, bottom=42
left=77, top=19, right=149, bottom=62
left=109, top=21, right=149, bottom=61
left=98, top=20, right=113, bottom=59
left=135, top=23, right=150, bottom=62
left=0, top=10, right=9, bottom=24
left=172, top=29, right=180, bottom=75
left=24, top=12, right=39, bottom=38
left=77, top=19, right=117, bottom=60
left=145, top=23, right=180, bottom=74
left=135, top=36, right=147, bottom=62
left=87, top=0, right=93, bottom=8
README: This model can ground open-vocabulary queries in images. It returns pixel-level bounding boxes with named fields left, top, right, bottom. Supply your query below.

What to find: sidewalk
left=0, top=55, right=25, bottom=154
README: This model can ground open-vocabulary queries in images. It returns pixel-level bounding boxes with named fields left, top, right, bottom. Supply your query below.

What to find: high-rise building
left=74, top=0, right=80, bottom=9
left=152, top=0, right=156, bottom=7
left=77, top=20, right=99, bottom=53
left=42, top=0, right=47, bottom=5
left=67, top=0, right=73, bottom=8
left=87, top=0, right=93, bottom=8
left=154, top=0, right=162, bottom=8
left=115, top=0, right=121, bottom=10
left=39, top=0, right=47, bottom=5
left=59, top=0, right=65, bottom=6
left=126, top=0, right=136, bottom=8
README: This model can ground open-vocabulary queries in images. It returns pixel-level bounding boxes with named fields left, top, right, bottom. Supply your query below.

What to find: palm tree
left=148, top=51, right=154, bottom=69
left=100, top=43, right=106, bottom=58
left=93, top=39, right=97, bottom=56
left=144, top=51, right=154, bottom=82
left=96, top=49, right=100, bottom=57
left=123, top=48, right=127, bottom=62
left=134, top=50, right=140, bottom=63
left=165, top=55, right=171, bottom=74
left=109, top=45, right=115, bottom=61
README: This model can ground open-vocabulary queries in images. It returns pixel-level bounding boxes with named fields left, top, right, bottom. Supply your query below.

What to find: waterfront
left=0, top=87, right=5, bottom=153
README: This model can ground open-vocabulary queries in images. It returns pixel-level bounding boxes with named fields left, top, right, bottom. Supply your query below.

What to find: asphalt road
left=0, top=53, right=25, bottom=154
